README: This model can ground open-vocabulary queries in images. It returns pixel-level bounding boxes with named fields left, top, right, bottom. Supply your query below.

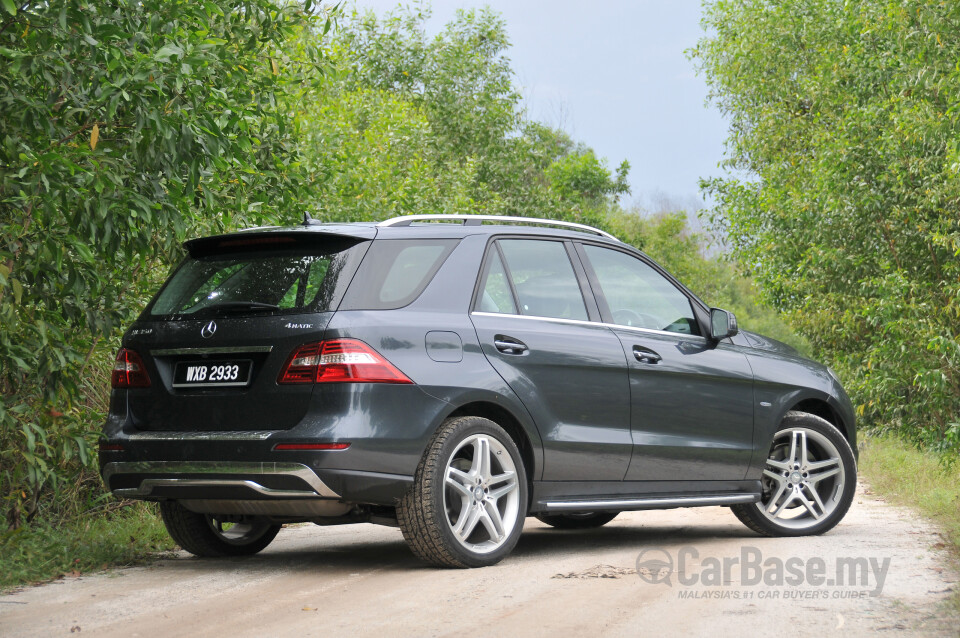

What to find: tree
left=0, top=0, right=330, bottom=524
left=693, top=0, right=960, bottom=453
left=315, top=5, right=630, bottom=222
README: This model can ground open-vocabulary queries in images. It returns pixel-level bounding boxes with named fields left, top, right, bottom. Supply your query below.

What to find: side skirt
left=530, top=479, right=761, bottom=514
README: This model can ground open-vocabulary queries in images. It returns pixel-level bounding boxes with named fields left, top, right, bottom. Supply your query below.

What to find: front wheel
left=732, top=411, right=856, bottom=537
left=397, top=416, right=527, bottom=568
left=159, top=501, right=281, bottom=557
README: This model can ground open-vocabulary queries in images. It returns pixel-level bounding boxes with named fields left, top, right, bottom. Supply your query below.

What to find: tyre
left=535, top=512, right=619, bottom=530
left=159, top=501, right=281, bottom=557
left=397, top=416, right=527, bottom=568
left=731, top=411, right=856, bottom=537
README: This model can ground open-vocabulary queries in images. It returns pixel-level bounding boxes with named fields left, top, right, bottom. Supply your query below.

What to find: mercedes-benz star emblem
left=201, top=320, right=217, bottom=339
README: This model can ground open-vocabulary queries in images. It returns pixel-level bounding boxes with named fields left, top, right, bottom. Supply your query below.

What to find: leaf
left=154, top=43, right=183, bottom=62
left=11, top=278, right=22, bottom=304
left=90, top=124, right=99, bottom=150
left=1, top=0, right=16, bottom=17
left=271, top=58, right=279, bottom=75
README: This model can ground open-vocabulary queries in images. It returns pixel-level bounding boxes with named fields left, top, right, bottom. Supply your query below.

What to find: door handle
left=633, top=345, right=662, bottom=364
left=494, top=336, right=529, bottom=355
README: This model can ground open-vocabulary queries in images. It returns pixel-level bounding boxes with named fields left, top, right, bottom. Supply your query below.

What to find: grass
left=859, top=435, right=960, bottom=611
left=0, top=502, right=175, bottom=591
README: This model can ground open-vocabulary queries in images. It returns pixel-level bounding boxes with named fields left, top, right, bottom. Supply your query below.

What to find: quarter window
left=340, top=239, right=459, bottom=310
left=477, top=250, right=518, bottom=314
left=583, top=245, right=700, bottom=335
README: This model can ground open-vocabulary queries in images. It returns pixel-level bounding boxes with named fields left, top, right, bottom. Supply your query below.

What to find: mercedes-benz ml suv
left=100, top=214, right=857, bottom=567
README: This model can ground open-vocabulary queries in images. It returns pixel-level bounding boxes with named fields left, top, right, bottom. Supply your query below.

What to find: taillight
left=278, top=339, right=413, bottom=385
left=111, top=348, right=151, bottom=388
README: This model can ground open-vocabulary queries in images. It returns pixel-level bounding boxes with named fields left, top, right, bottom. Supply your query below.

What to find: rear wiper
left=201, top=301, right=280, bottom=313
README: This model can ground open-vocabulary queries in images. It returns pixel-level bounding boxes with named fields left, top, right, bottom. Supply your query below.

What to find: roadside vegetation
left=860, top=437, right=960, bottom=556
left=859, top=435, right=960, bottom=610
left=694, top=0, right=960, bottom=457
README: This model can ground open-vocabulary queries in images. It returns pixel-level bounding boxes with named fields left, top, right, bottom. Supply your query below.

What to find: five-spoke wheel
left=398, top=416, right=527, bottom=567
left=443, top=433, right=521, bottom=553
left=732, top=411, right=856, bottom=536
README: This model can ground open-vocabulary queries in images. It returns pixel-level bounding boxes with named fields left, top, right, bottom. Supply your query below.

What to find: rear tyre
left=535, top=512, right=619, bottom=530
left=397, top=416, right=527, bottom=568
left=159, top=501, right=281, bottom=557
left=731, top=411, right=856, bottom=537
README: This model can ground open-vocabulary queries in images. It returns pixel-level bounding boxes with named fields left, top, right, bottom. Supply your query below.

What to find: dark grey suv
left=100, top=214, right=857, bottom=567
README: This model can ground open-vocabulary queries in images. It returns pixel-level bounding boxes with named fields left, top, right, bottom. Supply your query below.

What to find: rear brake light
left=112, top=348, right=151, bottom=388
left=278, top=339, right=413, bottom=385
left=273, top=443, right=351, bottom=451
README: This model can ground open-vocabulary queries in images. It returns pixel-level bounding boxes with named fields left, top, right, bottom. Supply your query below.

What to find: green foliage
left=693, top=0, right=960, bottom=455
left=305, top=5, right=630, bottom=223
left=0, top=0, right=331, bottom=525
left=0, top=502, right=173, bottom=590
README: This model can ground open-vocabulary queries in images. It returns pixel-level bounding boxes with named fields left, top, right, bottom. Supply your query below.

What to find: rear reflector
left=273, top=442, right=351, bottom=451
left=99, top=442, right=125, bottom=452
left=111, top=348, right=151, bottom=388
left=278, top=339, right=412, bottom=385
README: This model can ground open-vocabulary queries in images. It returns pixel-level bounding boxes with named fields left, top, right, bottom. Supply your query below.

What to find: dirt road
left=2, top=481, right=957, bottom=637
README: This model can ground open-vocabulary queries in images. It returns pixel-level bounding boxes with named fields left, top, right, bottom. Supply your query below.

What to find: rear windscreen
left=147, top=241, right=367, bottom=318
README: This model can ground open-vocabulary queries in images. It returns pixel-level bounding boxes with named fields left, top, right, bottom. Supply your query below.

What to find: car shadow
left=146, top=519, right=761, bottom=574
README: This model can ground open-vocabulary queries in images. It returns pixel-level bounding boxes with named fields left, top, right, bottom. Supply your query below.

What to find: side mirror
left=709, top=308, right=738, bottom=341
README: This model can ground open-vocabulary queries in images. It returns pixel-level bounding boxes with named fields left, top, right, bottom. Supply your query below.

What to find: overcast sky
left=349, top=0, right=728, bottom=209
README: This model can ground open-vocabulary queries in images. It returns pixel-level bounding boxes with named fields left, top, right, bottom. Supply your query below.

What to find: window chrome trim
left=470, top=311, right=707, bottom=342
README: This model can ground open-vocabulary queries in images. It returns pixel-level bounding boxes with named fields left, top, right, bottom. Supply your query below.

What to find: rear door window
left=487, top=239, right=589, bottom=321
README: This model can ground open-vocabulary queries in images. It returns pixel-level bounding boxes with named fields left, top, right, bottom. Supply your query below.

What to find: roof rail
left=376, top=214, right=619, bottom=241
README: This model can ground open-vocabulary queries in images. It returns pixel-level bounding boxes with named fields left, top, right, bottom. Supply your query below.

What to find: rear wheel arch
left=445, top=401, right=539, bottom=493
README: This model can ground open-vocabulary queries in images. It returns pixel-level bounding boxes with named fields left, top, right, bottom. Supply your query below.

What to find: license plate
left=173, top=360, right=252, bottom=388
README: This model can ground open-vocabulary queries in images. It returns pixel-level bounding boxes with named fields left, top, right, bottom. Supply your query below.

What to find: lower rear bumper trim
left=102, top=461, right=340, bottom=499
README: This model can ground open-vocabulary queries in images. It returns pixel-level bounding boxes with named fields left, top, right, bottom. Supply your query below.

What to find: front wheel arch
left=789, top=398, right=854, bottom=448
left=733, top=410, right=857, bottom=537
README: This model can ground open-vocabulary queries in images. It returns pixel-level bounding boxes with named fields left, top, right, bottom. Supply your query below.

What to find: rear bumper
left=101, top=383, right=448, bottom=510
left=100, top=447, right=415, bottom=511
